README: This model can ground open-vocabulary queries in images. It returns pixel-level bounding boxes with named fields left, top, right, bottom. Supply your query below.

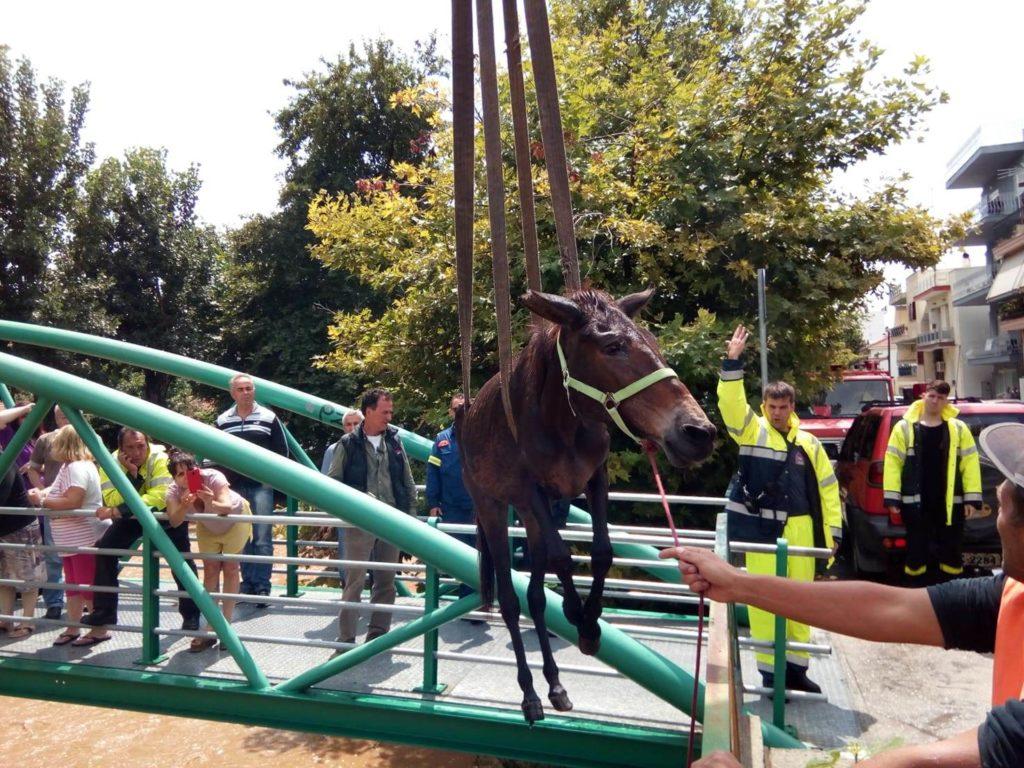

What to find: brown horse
left=456, top=288, right=715, bottom=723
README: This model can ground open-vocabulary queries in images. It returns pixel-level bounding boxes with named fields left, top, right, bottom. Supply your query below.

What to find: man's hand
left=691, top=751, right=741, bottom=768
left=964, top=504, right=979, bottom=519
left=119, top=454, right=139, bottom=478
left=658, top=546, right=746, bottom=603
left=725, top=324, right=749, bottom=360
left=96, top=506, right=119, bottom=521
left=26, top=487, right=42, bottom=507
left=886, top=505, right=901, bottom=520
left=429, top=507, right=442, bottom=518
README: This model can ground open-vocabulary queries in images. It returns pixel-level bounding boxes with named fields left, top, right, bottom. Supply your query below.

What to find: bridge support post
left=772, top=537, right=788, bottom=731
left=285, top=495, right=303, bottom=597
left=136, top=535, right=169, bottom=665
left=415, top=519, right=447, bottom=694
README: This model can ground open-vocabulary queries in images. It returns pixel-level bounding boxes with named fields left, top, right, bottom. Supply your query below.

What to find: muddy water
left=1, top=696, right=503, bottom=767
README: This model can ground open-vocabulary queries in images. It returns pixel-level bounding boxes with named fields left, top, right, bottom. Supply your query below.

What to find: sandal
left=189, top=637, right=217, bottom=653
left=9, top=625, right=33, bottom=639
left=70, top=634, right=110, bottom=647
left=53, top=632, right=81, bottom=646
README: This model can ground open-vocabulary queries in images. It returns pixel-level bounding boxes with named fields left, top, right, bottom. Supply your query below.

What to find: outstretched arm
left=660, top=546, right=945, bottom=646
left=717, top=325, right=759, bottom=444
left=856, top=726, right=980, bottom=767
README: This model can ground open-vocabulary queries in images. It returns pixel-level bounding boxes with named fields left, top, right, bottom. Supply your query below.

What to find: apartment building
left=945, top=128, right=1024, bottom=398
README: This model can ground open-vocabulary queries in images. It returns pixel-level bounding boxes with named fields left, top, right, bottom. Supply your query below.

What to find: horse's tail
left=477, top=522, right=495, bottom=607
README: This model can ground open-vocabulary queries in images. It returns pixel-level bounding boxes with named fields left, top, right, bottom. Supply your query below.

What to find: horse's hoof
left=578, top=629, right=601, bottom=656
left=548, top=686, right=573, bottom=712
left=522, top=698, right=545, bottom=724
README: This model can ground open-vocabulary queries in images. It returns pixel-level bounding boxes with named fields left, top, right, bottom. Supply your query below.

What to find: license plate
left=963, top=551, right=1001, bottom=569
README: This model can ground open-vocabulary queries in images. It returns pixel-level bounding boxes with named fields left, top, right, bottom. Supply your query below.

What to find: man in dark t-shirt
left=661, top=421, right=1024, bottom=768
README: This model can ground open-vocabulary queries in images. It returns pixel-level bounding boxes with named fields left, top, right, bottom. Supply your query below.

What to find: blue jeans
left=236, top=483, right=275, bottom=594
left=38, top=516, right=64, bottom=609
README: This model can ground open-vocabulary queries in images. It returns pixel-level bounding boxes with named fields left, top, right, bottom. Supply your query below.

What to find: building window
left=908, top=302, right=917, bottom=321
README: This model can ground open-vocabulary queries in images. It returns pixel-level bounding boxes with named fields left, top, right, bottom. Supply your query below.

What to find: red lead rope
left=645, top=443, right=704, bottom=767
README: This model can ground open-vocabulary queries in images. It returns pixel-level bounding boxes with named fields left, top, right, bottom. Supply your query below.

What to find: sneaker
left=181, top=615, right=200, bottom=632
left=44, top=606, right=63, bottom=620
left=254, top=589, right=270, bottom=610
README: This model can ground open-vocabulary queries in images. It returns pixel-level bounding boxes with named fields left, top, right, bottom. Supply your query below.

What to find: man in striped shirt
left=215, top=374, right=289, bottom=607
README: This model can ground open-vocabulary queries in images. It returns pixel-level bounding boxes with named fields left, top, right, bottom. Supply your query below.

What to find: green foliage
left=40, top=147, right=223, bottom=405
left=217, top=40, right=445, bottom=450
left=309, top=0, right=969, bottom=497
left=0, top=46, right=93, bottom=322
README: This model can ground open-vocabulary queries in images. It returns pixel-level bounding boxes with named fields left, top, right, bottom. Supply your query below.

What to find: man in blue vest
left=426, top=393, right=476, bottom=601
left=329, top=388, right=417, bottom=646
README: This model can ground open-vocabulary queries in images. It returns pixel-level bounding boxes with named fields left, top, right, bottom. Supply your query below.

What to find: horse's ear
left=617, top=288, right=655, bottom=319
left=521, top=290, right=585, bottom=328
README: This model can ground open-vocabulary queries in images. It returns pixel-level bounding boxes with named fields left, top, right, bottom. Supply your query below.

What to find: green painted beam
left=0, top=656, right=688, bottom=768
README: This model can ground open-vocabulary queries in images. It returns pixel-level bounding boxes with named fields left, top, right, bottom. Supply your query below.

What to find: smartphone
left=186, top=467, right=203, bottom=493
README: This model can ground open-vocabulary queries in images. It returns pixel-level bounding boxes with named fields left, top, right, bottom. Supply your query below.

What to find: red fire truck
left=800, top=366, right=895, bottom=461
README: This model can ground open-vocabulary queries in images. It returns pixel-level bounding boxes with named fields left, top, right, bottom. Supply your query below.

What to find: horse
left=455, top=287, right=716, bottom=723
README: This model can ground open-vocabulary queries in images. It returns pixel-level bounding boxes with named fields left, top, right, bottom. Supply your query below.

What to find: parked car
left=801, top=367, right=895, bottom=462
left=835, top=400, right=1024, bottom=580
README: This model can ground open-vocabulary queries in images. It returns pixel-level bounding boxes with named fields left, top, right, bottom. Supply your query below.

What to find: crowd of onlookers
left=0, top=376, right=480, bottom=655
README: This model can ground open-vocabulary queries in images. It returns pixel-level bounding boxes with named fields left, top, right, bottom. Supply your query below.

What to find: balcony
left=888, top=282, right=907, bottom=306
left=916, top=328, right=955, bottom=348
left=966, top=334, right=1022, bottom=367
left=897, top=363, right=918, bottom=377
left=952, top=269, right=993, bottom=307
left=910, top=270, right=951, bottom=302
left=957, top=191, right=1024, bottom=247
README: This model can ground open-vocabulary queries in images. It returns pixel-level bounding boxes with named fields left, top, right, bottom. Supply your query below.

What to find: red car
left=835, top=401, right=1024, bottom=579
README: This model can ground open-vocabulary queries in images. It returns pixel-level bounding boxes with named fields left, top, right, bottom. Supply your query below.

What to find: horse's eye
left=603, top=341, right=625, bottom=355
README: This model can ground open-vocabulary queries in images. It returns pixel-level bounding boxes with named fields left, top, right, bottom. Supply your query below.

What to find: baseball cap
left=979, top=423, right=1024, bottom=489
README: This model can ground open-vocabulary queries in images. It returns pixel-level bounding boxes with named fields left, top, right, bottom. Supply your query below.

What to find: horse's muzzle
left=662, top=422, right=716, bottom=467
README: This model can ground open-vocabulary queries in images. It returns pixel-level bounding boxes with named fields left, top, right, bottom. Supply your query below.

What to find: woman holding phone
left=165, top=451, right=252, bottom=652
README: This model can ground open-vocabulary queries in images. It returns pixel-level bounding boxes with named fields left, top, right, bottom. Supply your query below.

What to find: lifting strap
left=452, top=0, right=475, bottom=407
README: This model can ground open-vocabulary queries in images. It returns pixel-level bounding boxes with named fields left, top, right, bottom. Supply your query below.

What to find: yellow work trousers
left=746, top=515, right=815, bottom=672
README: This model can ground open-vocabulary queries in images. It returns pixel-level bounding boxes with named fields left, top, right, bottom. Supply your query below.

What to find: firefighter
left=883, top=380, right=982, bottom=586
left=718, top=325, right=841, bottom=694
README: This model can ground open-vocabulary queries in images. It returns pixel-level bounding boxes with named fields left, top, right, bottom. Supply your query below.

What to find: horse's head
left=523, top=288, right=716, bottom=467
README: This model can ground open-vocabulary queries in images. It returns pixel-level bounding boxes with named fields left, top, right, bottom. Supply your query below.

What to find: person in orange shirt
left=663, top=422, right=1024, bottom=768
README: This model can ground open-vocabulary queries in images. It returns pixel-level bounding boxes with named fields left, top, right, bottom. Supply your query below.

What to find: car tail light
left=867, top=460, right=884, bottom=488
left=889, top=508, right=903, bottom=526
left=894, top=538, right=906, bottom=548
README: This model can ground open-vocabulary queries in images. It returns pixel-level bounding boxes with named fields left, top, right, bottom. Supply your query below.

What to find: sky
left=5, top=0, right=1024, bottom=339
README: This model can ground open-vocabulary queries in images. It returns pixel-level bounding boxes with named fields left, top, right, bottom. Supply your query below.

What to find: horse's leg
left=520, top=509, right=572, bottom=712
left=478, top=497, right=544, bottom=723
left=578, top=463, right=611, bottom=656
left=528, top=486, right=582, bottom=627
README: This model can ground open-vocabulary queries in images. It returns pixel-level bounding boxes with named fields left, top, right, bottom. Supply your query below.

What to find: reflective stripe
left=100, top=481, right=115, bottom=491
left=964, top=493, right=983, bottom=503
left=756, top=653, right=810, bottom=672
left=952, top=495, right=963, bottom=504
left=427, top=455, right=442, bottom=467
left=939, top=562, right=964, bottom=575
left=727, top=425, right=743, bottom=436
left=739, top=445, right=789, bottom=462
left=883, top=491, right=901, bottom=503
left=719, top=369, right=743, bottom=381
left=904, top=564, right=928, bottom=576
left=901, top=494, right=921, bottom=504
left=150, top=476, right=172, bottom=487
left=886, top=445, right=905, bottom=459
left=741, top=410, right=754, bottom=431
left=725, top=499, right=787, bottom=521
left=755, top=427, right=770, bottom=448
left=819, top=473, right=837, bottom=488
left=959, top=445, right=978, bottom=457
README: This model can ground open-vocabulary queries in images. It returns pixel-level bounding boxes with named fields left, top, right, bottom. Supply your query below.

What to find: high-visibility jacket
left=718, top=359, right=842, bottom=546
left=882, top=400, right=982, bottom=525
left=98, top=444, right=173, bottom=514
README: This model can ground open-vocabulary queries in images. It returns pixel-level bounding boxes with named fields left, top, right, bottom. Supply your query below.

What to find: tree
left=42, top=147, right=222, bottom=406
left=217, top=39, right=445, bottom=447
left=0, top=46, right=93, bottom=321
left=307, top=0, right=969, bottom=501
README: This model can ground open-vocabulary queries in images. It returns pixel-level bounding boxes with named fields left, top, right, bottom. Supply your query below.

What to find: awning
left=987, top=252, right=1024, bottom=302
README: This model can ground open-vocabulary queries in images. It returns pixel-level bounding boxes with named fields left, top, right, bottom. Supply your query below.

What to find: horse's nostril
left=683, top=423, right=716, bottom=446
